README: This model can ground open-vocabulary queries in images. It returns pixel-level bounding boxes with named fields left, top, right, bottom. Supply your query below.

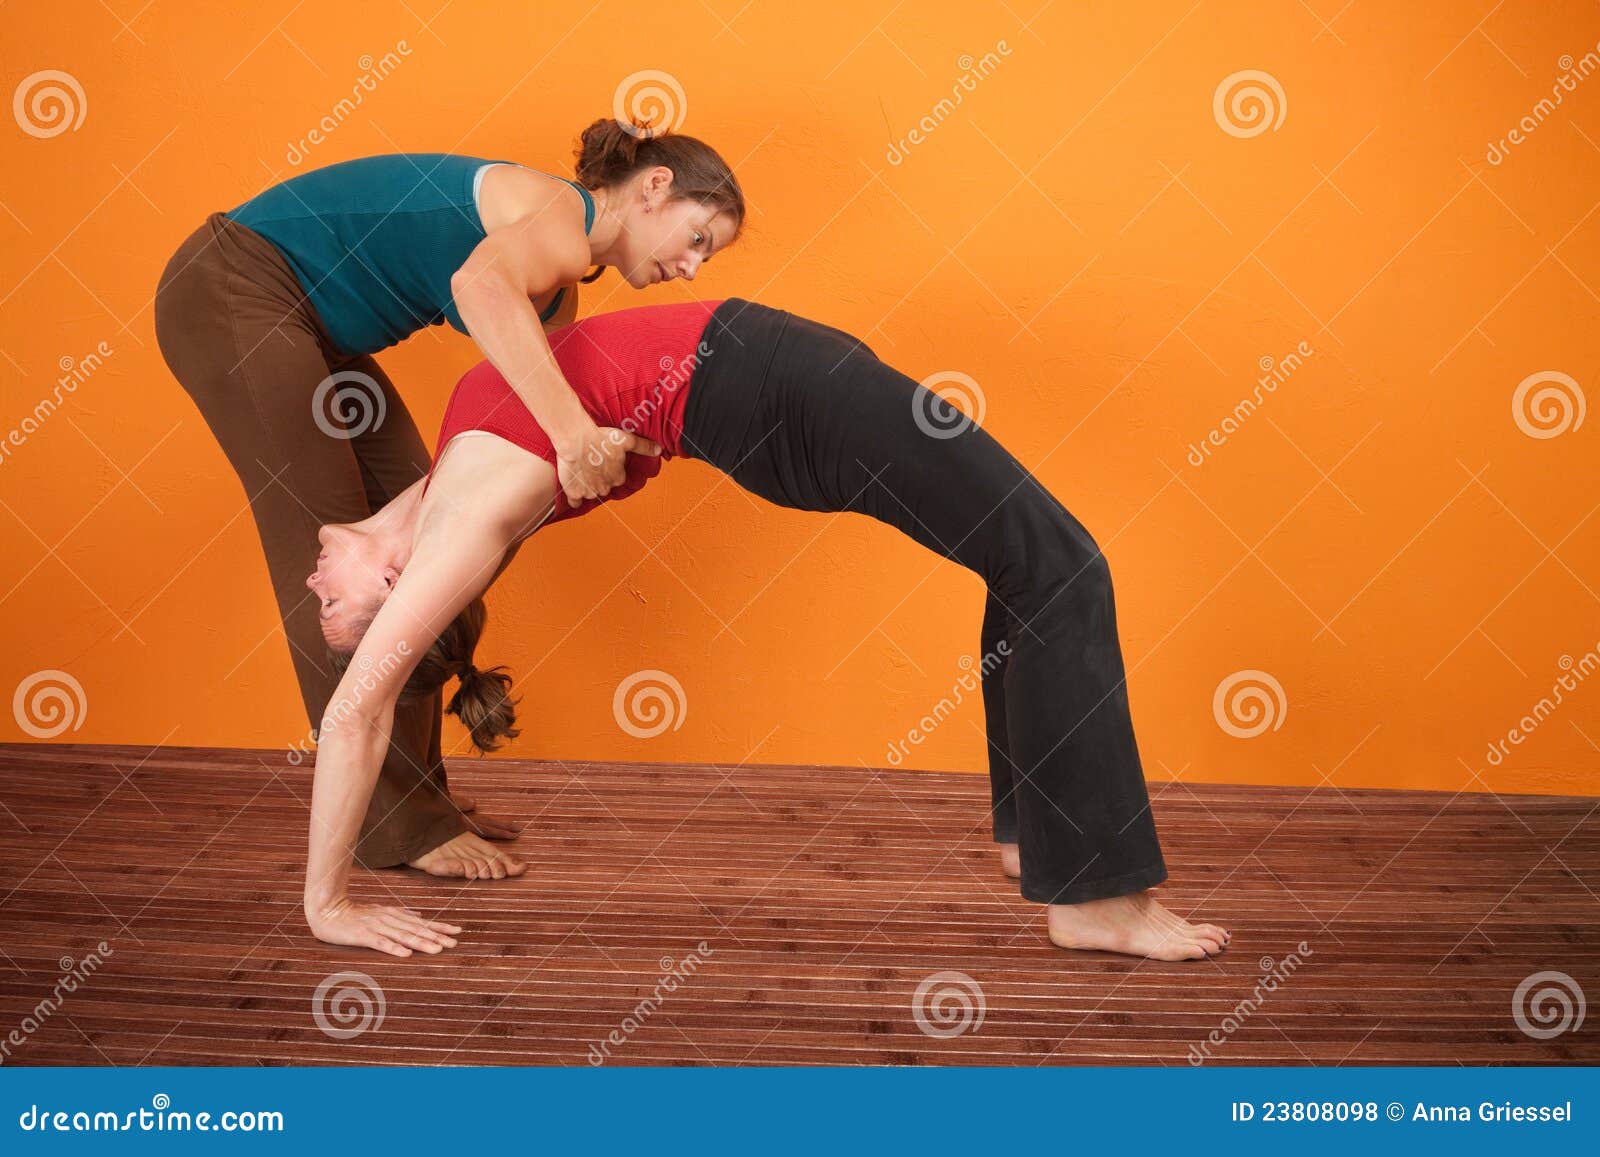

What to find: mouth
left=655, top=260, right=668, bottom=283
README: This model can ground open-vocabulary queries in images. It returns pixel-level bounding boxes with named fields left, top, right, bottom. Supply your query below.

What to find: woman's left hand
left=307, top=896, right=462, bottom=957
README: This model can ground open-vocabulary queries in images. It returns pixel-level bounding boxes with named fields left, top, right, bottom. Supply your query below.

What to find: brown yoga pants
left=153, top=210, right=466, bottom=867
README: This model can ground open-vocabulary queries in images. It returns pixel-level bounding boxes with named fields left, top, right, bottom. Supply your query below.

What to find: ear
left=644, top=164, right=675, bottom=198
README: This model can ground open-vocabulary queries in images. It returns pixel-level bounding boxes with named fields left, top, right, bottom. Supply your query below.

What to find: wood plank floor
left=0, top=743, right=1595, bottom=1066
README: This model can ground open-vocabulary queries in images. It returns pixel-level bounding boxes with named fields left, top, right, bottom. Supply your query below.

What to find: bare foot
left=408, top=832, right=527, bottom=880
left=999, top=842, right=1020, bottom=878
left=1048, top=890, right=1230, bottom=961
left=463, top=810, right=523, bottom=841
left=447, top=793, right=521, bottom=841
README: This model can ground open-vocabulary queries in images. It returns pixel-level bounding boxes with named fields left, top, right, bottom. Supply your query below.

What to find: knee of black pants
left=989, top=493, right=1113, bottom=627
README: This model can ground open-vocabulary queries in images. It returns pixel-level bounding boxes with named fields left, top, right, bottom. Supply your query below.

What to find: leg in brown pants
left=153, top=211, right=467, bottom=867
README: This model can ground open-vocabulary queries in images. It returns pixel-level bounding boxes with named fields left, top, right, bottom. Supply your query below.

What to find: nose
left=306, top=569, right=319, bottom=590
left=679, top=252, right=702, bottom=281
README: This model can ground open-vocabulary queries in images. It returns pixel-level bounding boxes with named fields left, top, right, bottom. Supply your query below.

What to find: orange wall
left=3, top=1, right=1597, bottom=797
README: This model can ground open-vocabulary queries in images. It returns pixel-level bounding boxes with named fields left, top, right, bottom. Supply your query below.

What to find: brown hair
left=328, top=597, right=520, bottom=754
left=573, top=116, right=746, bottom=283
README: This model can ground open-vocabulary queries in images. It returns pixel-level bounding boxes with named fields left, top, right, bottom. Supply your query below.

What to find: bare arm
left=302, top=507, right=520, bottom=956
left=451, top=188, right=659, bottom=506
left=542, top=278, right=579, bottom=331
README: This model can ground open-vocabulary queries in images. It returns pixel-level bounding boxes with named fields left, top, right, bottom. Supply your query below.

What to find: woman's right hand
left=307, top=896, right=462, bottom=957
left=556, top=418, right=663, bottom=506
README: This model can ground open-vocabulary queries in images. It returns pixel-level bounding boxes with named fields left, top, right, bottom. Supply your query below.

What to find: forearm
left=455, top=276, right=592, bottom=451
left=304, top=704, right=395, bottom=913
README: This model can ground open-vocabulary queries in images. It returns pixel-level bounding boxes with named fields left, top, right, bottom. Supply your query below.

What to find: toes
left=1158, top=939, right=1210, bottom=962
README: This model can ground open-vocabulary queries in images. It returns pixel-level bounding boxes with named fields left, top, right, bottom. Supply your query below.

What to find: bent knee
left=998, top=501, right=1113, bottom=607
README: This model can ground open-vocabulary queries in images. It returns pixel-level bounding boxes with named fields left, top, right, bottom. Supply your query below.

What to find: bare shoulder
left=478, top=164, right=588, bottom=235
left=423, top=432, right=562, bottom=546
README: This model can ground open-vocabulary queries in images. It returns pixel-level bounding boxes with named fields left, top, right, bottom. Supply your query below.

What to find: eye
left=693, top=230, right=705, bottom=246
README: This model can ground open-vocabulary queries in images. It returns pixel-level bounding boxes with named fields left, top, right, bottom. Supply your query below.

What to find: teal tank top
left=224, top=152, right=596, bottom=357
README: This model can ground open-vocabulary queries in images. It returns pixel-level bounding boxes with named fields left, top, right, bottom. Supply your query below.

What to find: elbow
left=451, top=267, right=514, bottom=321
left=316, top=688, right=398, bottom=747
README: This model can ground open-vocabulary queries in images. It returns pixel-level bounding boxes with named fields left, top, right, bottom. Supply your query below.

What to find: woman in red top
left=303, top=298, right=1232, bottom=966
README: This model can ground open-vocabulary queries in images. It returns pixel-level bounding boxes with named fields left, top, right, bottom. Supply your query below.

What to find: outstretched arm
left=302, top=509, right=519, bottom=957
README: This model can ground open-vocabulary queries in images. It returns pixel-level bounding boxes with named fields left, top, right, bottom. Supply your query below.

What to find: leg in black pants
left=681, top=303, right=1227, bottom=958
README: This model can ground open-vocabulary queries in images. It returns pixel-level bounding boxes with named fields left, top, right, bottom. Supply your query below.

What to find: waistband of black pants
left=681, top=298, right=792, bottom=466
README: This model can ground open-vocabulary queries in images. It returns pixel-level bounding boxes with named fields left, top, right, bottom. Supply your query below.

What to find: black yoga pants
left=679, top=298, right=1168, bottom=905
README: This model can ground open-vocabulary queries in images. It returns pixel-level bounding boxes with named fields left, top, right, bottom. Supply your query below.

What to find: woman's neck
left=585, top=184, right=626, bottom=266
left=359, top=478, right=426, bottom=571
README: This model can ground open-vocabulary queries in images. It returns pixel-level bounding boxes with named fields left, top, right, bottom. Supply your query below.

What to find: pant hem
left=354, top=807, right=469, bottom=869
left=1020, top=858, right=1168, bottom=905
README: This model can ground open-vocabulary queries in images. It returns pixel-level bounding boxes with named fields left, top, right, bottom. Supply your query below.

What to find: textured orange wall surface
left=2, top=1, right=1597, bottom=797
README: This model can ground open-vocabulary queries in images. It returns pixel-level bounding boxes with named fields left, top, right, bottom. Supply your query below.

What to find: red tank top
left=424, top=299, right=723, bottom=525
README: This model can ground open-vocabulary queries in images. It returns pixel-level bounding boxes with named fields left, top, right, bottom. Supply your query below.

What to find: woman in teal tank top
left=223, top=118, right=745, bottom=501
left=154, top=117, right=746, bottom=884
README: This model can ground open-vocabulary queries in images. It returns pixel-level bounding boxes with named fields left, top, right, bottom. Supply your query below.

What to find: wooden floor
left=0, top=742, right=1595, bottom=1066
